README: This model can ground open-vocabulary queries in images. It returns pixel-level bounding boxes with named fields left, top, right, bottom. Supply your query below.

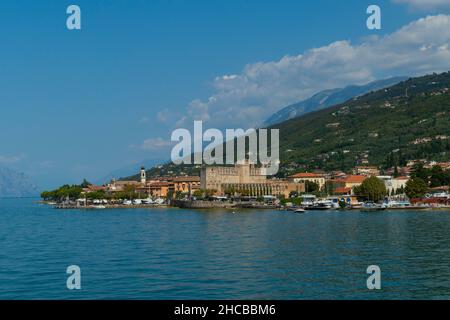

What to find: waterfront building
left=138, top=176, right=201, bottom=198
left=352, top=166, right=380, bottom=177
left=287, top=172, right=326, bottom=190
left=200, top=161, right=304, bottom=198
left=107, top=166, right=200, bottom=198
left=330, top=175, right=366, bottom=195
left=172, top=176, right=201, bottom=194
left=377, top=176, right=409, bottom=194
left=145, top=181, right=171, bottom=198
left=107, top=179, right=141, bottom=192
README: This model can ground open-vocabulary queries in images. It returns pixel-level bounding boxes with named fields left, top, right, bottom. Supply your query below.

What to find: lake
left=1, top=198, right=450, bottom=299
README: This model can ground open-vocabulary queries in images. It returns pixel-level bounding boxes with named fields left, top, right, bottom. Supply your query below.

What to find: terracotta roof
left=341, top=175, right=366, bottom=183
left=149, top=182, right=171, bottom=187
left=113, top=181, right=140, bottom=185
left=334, top=187, right=352, bottom=194
left=395, top=176, right=410, bottom=180
left=172, top=176, right=200, bottom=182
left=289, top=172, right=324, bottom=178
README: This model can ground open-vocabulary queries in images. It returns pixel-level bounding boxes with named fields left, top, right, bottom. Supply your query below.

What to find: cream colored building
left=288, top=172, right=326, bottom=190
left=377, top=176, right=409, bottom=194
left=200, top=162, right=304, bottom=198
left=352, top=166, right=380, bottom=177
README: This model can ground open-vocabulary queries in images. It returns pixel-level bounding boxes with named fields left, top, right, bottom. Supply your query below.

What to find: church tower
left=140, top=167, right=146, bottom=184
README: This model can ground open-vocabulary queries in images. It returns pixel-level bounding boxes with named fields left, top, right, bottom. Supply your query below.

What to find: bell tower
left=140, top=166, right=146, bottom=184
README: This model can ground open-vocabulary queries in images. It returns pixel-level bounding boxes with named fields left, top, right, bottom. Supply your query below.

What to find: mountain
left=0, top=167, right=38, bottom=198
left=274, top=72, right=450, bottom=176
left=95, top=158, right=166, bottom=185
left=264, top=77, right=408, bottom=126
left=123, top=72, right=450, bottom=180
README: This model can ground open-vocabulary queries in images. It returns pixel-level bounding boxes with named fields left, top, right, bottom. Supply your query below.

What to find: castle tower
left=140, top=167, right=146, bottom=184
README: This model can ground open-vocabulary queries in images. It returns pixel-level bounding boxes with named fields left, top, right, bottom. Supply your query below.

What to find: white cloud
left=177, top=15, right=450, bottom=129
left=139, top=137, right=173, bottom=150
left=0, top=154, right=25, bottom=165
left=393, top=0, right=450, bottom=10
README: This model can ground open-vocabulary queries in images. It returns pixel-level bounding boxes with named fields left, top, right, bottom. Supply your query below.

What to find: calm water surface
left=1, top=198, right=450, bottom=300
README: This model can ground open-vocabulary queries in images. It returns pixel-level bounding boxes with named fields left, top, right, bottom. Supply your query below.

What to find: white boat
left=92, top=205, right=106, bottom=209
left=141, top=198, right=154, bottom=204
left=294, top=208, right=306, bottom=213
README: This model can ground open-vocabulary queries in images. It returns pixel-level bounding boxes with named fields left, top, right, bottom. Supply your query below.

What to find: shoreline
left=38, top=201, right=450, bottom=212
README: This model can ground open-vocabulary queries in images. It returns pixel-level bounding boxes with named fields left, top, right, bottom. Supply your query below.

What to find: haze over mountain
left=265, top=77, right=408, bottom=126
left=95, top=158, right=166, bottom=185
left=0, top=167, right=38, bottom=198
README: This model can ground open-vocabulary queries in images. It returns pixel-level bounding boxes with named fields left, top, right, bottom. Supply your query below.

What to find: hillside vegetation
left=126, top=72, right=450, bottom=180
left=275, top=72, right=450, bottom=176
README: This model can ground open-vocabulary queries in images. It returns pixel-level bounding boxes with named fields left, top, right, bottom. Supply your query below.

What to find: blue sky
left=0, top=0, right=449, bottom=189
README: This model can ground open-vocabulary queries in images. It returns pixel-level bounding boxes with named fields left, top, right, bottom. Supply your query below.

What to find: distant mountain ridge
left=0, top=167, right=38, bottom=198
left=264, top=76, right=408, bottom=126
left=95, top=158, right=165, bottom=185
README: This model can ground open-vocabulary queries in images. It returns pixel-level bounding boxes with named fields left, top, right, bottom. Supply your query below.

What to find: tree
left=393, top=166, right=399, bottom=178
left=354, top=176, right=387, bottom=202
left=193, top=190, right=203, bottom=199
left=411, top=163, right=429, bottom=182
left=304, top=181, right=319, bottom=194
left=429, top=165, right=450, bottom=187
left=80, top=179, right=92, bottom=188
left=405, top=177, right=428, bottom=199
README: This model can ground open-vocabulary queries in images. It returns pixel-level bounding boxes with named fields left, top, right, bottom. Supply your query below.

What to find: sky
left=1, top=0, right=450, bottom=189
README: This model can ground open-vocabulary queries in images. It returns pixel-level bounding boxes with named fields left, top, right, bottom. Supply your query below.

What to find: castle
left=200, top=161, right=304, bottom=198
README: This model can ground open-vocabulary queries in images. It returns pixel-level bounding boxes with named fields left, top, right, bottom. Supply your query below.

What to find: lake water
left=1, top=198, right=450, bottom=300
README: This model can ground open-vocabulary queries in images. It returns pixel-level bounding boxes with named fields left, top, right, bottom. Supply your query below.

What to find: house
left=377, top=176, right=409, bottom=194
left=172, top=176, right=201, bottom=194
left=331, top=175, right=366, bottom=195
left=106, top=179, right=141, bottom=192
left=288, top=172, right=326, bottom=190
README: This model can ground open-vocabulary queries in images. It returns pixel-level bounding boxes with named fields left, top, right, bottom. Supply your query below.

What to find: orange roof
left=289, top=172, right=324, bottom=178
left=334, top=187, right=352, bottom=194
left=341, top=175, right=366, bottom=183
left=395, top=176, right=409, bottom=180
left=149, top=182, right=171, bottom=187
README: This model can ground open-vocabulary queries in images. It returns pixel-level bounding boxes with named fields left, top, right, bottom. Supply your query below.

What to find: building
left=140, top=167, right=146, bottom=184
left=146, top=181, right=171, bottom=198
left=352, top=166, right=380, bottom=177
left=331, top=175, right=366, bottom=195
left=172, top=176, right=201, bottom=194
left=106, top=179, right=141, bottom=192
left=107, top=166, right=200, bottom=198
left=200, top=161, right=304, bottom=198
left=138, top=176, right=201, bottom=198
left=287, top=172, right=326, bottom=190
left=377, top=176, right=409, bottom=194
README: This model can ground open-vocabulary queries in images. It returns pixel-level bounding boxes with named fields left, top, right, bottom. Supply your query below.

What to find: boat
left=361, top=202, right=386, bottom=212
left=305, top=201, right=334, bottom=211
left=92, top=205, right=106, bottom=209
left=294, top=208, right=306, bottom=213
